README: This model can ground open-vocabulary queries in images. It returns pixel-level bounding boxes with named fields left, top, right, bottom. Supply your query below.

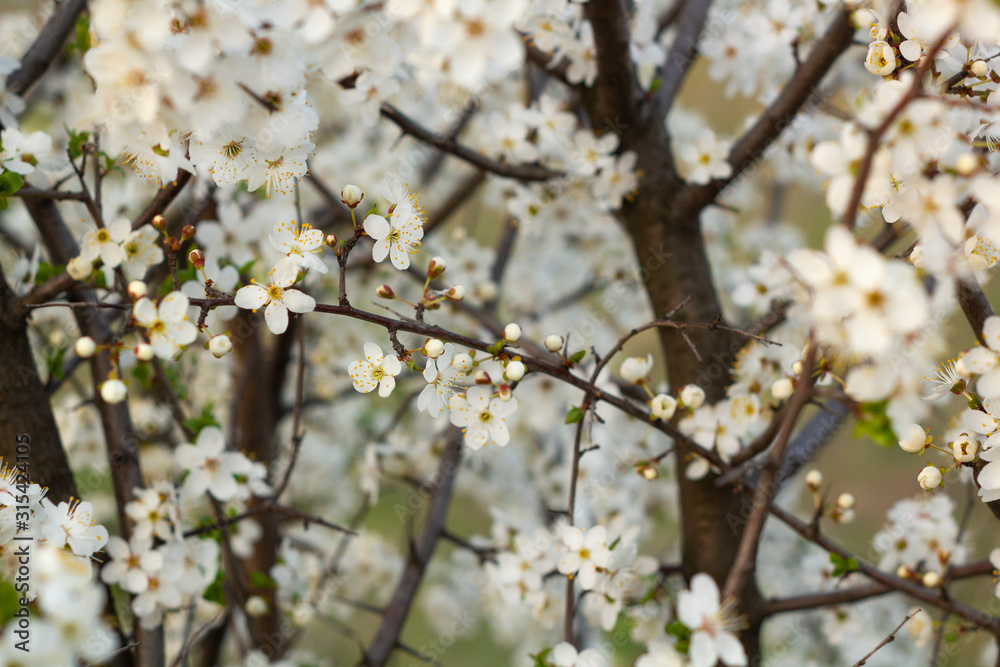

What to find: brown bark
left=0, top=272, right=78, bottom=503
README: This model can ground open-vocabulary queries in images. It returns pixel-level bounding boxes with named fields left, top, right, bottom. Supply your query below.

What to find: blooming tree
left=4, top=0, right=1000, bottom=665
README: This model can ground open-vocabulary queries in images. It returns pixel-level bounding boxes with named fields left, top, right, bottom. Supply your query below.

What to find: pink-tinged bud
left=427, top=256, right=446, bottom=279
left=446, top=284, right=465, bottom=301
left=498, top=383, right=512, bottom=402
left=474, top=370, right=491, bottom=384
left=135, top=343, right=154, bottom=362
left=151, top=214, right=166, bottom=232
left=189, top=249, right=206, bottom=269
left=209, top=334, right=233, bottom=358
left=326, top=234, right=338, bottom=247
left=341, top=184, right=363, bottom=208
left=181, top=224, right=196, bottom=240
left=127, top=280, right=147, bottom=300
left=376, top=284, right=395, bottom=299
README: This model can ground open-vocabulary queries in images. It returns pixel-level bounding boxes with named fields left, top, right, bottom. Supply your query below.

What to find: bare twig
left=851, top=609, right=921, bottom=666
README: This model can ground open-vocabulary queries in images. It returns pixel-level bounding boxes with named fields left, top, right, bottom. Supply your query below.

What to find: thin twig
left=851, top=608, right=921, bottom=666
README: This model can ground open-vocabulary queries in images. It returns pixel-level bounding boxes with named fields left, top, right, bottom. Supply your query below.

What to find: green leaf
left=529, top=648, right=552, bottom=667
left=565, top=406, right=584, bottom=424
left=0, top=170, right=24, bottom=196
left=237, top=259, right=257, bottom=276
left=250, top=570, right=276, bottom=590
left=46, top=346, right=67, bottom=382
left=0, top=581, right=21, bottom=626
left=486, top=341, right=503, bottom=355
left=130, top=362, right=152, bottom=390
left=66, top=13, right=91, bottom=55
left=829, top=552, right=859, bottom=577
left=569, top=350, right=586, bottom=364
left=182, top=404, right=219, bottom=437
left=665, top=619, right=692, bottom=654
left=33, top=261, right=65, bottom=285
left=852, top=401, right=896, bottom=448
left=66, top=127, right=91, bottom=160
left=202, top=570, right=226, bottom=606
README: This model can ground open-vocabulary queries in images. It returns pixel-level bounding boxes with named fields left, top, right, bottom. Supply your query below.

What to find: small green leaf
left=829, top=552, right=859, bottom=577
left=529, top=648, right=552, bottom=667
left=565, top=406, right=584, bottom=424
left=0, top=581, right=21, bottom=626
left=665, top=619, right=692, bottom=654
left=182, top=404, right=220, bottom=437
left=237, top=259, right=257, bottom=275
left=852, top=401, right=895, bottom=448
left=66, top=127, right=91, bottom=160
left=46, top=346, right=67, bottom=382
left=250, top=570, right=276, bottom=590
left=0, top=170, right=24, bottom=196
left=569, top=350, right=586, bottom=364
left=33, top=261, right=65, bottom=285
left=202, top=570, right=226, bottom=606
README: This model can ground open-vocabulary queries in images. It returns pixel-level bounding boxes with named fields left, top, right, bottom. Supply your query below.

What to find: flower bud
left=209, top=334, right=233, bottom=358
left=909, top=245, right=925, bottom=269
left=791, top=360, right=804, bottom=376
left=135, top=343, right=154, bottom=361
left=951, top=434, right=978, bottom=463
left=100, top=379, right=127, bottom=404
left=837, top=493, right=854, bottom=510
left=636, top=463, right=659, bottom=480
left=971, top=59, right=989, bottom=78
left=474, top=370, right=491, bottom=384
left=181, top=224, right=196, bottom=240
left=504, top=323, right=522, bottom=342
left=898, top=423, right=927, bottom=454
left=836, top=508, right=855, bottom=524
left=918, top=466, right=943, bottom=490
left=127, top=280, right=148, bottom=299
left=498, top=383, right=512, bottom=402
left=67, top=256, right=92, bottom=281
left=771, top=378, right=794, bottom=400
left=805, top=470, right=823, bottom=490
left=188, top=249, right=205, bottom=269
left=955, top=152, right=979, bottom=176
left=897, top=565, right=914, bottom=579
left=246, top=596, right=269, bottom=617
left=446, top=284, right=465, bottom=301
left=680, top=384, right=706, bottom=410
left=74, top=336, right=97, bottom=358
left=326, top=234, right=338, bottom=247
left=424, top=338, right=444, bottom=358
left=505, top=360, right=526, bottom=382
left=650, top=394, right=677, bottom=421
left=376, top=284, right=395, bottom=299
left=427, top=256, right=446, bottom=279
left=452, top=353, right=473, bottom=372
left=545, top=334, right=564, bottom=352
left=341, top=184, right=363, bottom=208
left=474, top=281, right=497, bottom=301
left=151, top=214, right=166, bottom=232
left=922, top=571, right=941, bottom=588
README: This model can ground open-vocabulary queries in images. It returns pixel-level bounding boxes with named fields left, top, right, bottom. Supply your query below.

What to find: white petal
left=364, top=214, right=390, bottom=241
left=159, top=291, right=190, bottom=322
left=234, top=284, right=268, bottom=310
left=264, top=301, right=289, bottom=334
left=282, top=288, right=316, bottom=313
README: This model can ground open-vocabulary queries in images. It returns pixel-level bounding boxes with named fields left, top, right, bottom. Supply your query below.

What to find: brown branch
left=183, top=503, right=354, bottom=538
left=722, top=344, right=816, bottom=601
left=652, top=0, right=712, bottom=111
left=379, top=103, right=559, bottom=182
left=4, top=0, right=87, bottom=98
left=676, top=8, right=855, bottom=216
left=584, top=0, right=640, bottom=128
left=363, top=429, right=463, bottom=666
left=840, top=27, right=952, bottom=229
